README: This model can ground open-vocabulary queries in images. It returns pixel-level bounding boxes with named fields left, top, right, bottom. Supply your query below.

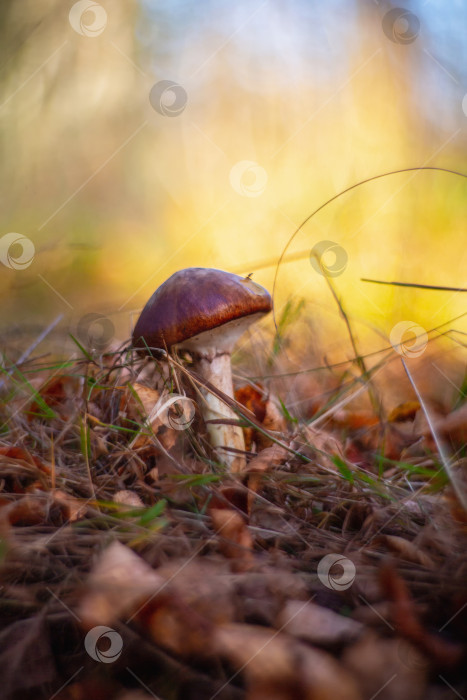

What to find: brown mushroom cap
left=132, top=268, right=272, bottom=352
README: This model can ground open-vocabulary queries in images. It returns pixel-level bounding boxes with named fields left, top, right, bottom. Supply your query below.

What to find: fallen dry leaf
left=331, top=409, right=380, bottom=430
left=377, top=535, right=435, bottom=569
left=244, top=444, right=288, bottom=512
left=143, top=591, right=215, bottom=658
left=0, top=614, right=56, bottom=698
left=221, top=484, right=250, bottom=512
left=130, top=382, right=161, bottom=416
left=260, top=398, right=287, bottom=445
left=79, top=541, right=166, bottom=628
left=122, top=382, right=182, bottom=451
left=155, top=558, right=237, bottom=625
left=236, top=384, right=267, bottom=434
left=52, top=489, right=89, bottom=522
left=379, top=561, right=463, bottom=669
left=343, top=633, right=427, bottom=700
left=209, top=505, right=254, bottom=569
left=444, top=458, right=467, bottom=522
left=301, top=425, right=346, bottom=471
left=126, top=383, right=162, bottom=449
left=235, top=569, right=308, bottom=626
left=388, top=401, right=421, bottom=423
left=1, top=493, right=69, bottom=527
left=29, top=374, right=82, bottom=423
left=0, top=446, right=51, bottom=477
left=276, top=600, right=363, bottom=647
left=235, top=384, right=287, bottom=450
left=247, top=444, right=289, bottom=474
left=427, top=402, right=467, bottom=446
left=215, top=622, right=362, bottom=700
left=351, top=601, right=394, bottom=628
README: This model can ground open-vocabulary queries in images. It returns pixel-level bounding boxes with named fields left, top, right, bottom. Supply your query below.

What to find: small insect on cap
left=132, top=267, right=272, bottom=355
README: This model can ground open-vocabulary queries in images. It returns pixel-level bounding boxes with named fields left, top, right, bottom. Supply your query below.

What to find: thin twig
left=0, top=313, right=64, bottom=389
left=361, top=278, right=467, bottom=293
left=401, top=357, right=467, bottom=511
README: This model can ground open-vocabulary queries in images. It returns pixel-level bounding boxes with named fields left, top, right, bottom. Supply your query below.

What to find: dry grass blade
left=401, top=357, right=467, bottom=512
left=0, top=324, right=466, bottom=699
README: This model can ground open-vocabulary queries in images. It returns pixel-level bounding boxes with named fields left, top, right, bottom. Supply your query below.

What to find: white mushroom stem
left=194, top=352, right=246, bottom=473
left=178, top=313, right=266, bottom=472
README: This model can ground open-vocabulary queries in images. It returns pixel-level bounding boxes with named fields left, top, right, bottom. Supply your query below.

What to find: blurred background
left=0, top=0, right=466, bottom=406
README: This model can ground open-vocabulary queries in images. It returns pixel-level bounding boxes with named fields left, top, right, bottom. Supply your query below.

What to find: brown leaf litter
left=0, top=352, right=466, bottom=699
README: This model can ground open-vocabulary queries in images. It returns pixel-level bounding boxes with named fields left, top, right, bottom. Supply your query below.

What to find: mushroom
left=132, top=267, right=272, bottom=472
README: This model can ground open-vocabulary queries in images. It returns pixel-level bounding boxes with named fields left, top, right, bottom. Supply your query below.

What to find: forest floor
left=0, top=338, right=466, bottom=700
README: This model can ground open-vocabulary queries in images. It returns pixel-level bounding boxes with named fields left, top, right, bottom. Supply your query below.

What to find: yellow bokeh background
left=1, top=0, right=466, bottom=394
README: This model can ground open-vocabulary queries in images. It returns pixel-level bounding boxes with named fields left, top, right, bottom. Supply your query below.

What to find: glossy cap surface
left=132, top=267, right=272, bottom=351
